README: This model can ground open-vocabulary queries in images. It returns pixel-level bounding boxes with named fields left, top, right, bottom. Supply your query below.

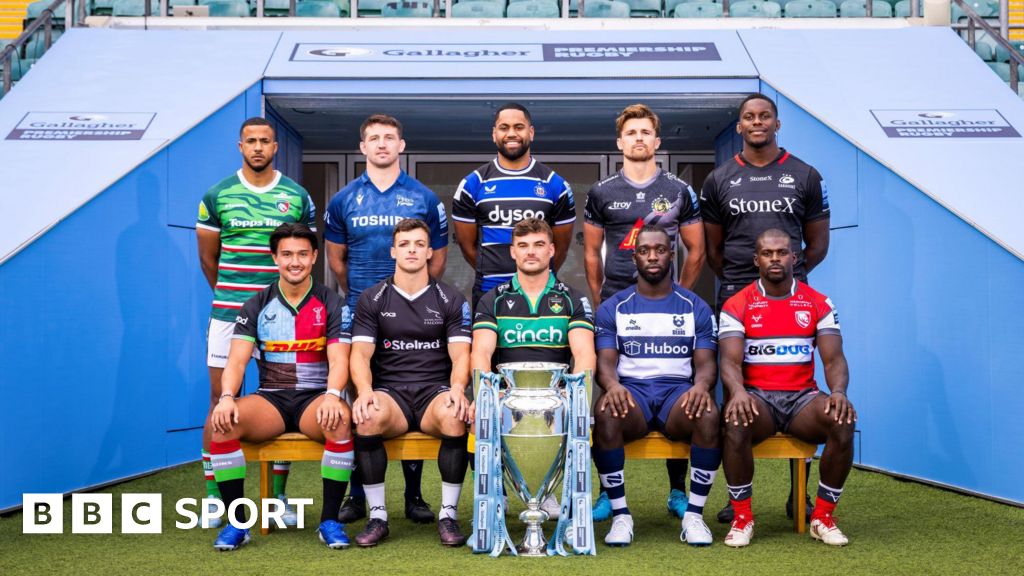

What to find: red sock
left=813, top=497, right=836, bottom=519
left=731, top=498, right=753, bottom=521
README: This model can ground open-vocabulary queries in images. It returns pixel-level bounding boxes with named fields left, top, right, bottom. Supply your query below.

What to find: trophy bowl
left=496, top=362, right=568, bottom=556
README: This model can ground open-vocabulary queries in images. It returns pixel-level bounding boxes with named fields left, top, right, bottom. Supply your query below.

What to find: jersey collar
left=511, top=271, right=555, bottom=294
left=359, top=169, right=408, bottom=193
left=756, top=278, right=797, bottom=299
left=735, top=148, right=790, bottom=168
left=274, top=278, right=315, bottom=314
left=237, top=169, right=282, bottom=194
left=493, top=157, right=536, bottom=175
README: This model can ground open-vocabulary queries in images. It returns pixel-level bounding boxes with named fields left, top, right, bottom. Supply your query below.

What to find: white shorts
left=206, top=318, right=236, bottom=369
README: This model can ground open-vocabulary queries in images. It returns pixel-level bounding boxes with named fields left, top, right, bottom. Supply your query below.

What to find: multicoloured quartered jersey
left=233, top=281, right=351, bottom=391
left=718, top=279, right=840, bottom=392
left=324, top=170, right=449, bottom=310
left=452, top=158, right=576, bottom=298
left=473, top=274, right=594, bottom=367
left=595, top=285, right=717, bottom=387
left=584, top=169, right=701, bottom=300
left=197, top=170, right=316, bottom=321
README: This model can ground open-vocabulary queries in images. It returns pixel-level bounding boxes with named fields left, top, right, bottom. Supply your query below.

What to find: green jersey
left=196, top=170, right=316, bottom=322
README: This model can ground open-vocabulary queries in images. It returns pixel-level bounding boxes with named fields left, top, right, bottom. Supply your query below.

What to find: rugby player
left=720, top=229, right=855, bottom=548
left=593, top=226, right=719, bottom=547
left=452, top=103, right=577, bottom=307
left=700, top=93, right=830, bottom=523
left=196, top=118, right=316, bottom=526
left=348, top=219, right=473, bottom=548
left=583, top=103, right=706, bottom=521
left=325, top=114, right=449, bottom=525
left=208, top=223, right=354, bottom=551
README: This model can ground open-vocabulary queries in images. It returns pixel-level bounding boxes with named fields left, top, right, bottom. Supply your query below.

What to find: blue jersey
left=595, top=285, right=717, bottom=387
left=452, top=158, right=576, bottom=297
left=324, top=170, right=449, bottom=309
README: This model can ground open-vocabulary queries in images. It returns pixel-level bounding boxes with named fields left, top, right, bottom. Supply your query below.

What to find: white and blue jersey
left=452, top=158, right=576, bottom=301
left=324, top=170, right=449, bottom=309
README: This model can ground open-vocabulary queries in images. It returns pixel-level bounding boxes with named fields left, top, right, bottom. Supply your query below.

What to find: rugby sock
left=594, top=447, right=629, bottom=516
left=210, top=440, right=247, bottom=524
left=685, top=446, right=721, bottom=516
left=202, top=450, right=221, bottom=498
left=348, top=471, right=366, bottom=500
left=321, top=439, right=354, bottom=522
left=272, top=461, right=290, bottom=496
left=402, top=460, right=425, bottom=501
left=812, top=482, right=844, bottom=520
left=727, top=483, right=753, bottom=522
left=355, top=435, right=388, bottom=521
left=666, top=459, right=689, bottom=494
left=438, top=435, right=469, bottom=520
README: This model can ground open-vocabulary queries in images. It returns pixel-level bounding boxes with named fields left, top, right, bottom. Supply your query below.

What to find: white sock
left=440, top=481, right=462, bottom=520
left=364, top=482, right=387, bottom=521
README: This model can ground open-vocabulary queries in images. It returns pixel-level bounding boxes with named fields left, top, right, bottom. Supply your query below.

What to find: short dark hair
left=636, top=224, right=671, bottom=246
left=360, top=114, right=403, bottom=140
left=392, top=218, right=431, bottom=241
left=494, top=102, right=532, bottom=125
left=511, top=217, right=553, bottom=242
left=240, top=117, right=276, bottom=139
left=270, top=223, right=318, bottom=254
left=754, top=228, right=791, bottom=251
left=616, top=104, right=661, bottom=137
left=739, top=93, right=778, bottom=117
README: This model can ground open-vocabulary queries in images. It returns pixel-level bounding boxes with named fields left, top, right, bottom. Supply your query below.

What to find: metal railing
left=954, top=0, right=1022, bottom=91
left=1, top=0, right=87, bottom=94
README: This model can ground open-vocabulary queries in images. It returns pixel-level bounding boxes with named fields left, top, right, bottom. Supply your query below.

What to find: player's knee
left=695, top=410, right=721, bottom=443
left=356, top=419, right=384, bottom=437
left=724, top=419, right=752, bottom=446
left=829, top=418, right=855, bottom=444
left=437, top=416, right=466, bottom=438
left=592, top=416, right=623, bottom=448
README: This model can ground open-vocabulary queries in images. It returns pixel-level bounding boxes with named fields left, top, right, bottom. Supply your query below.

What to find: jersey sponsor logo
left=625, top=319, right=641, bottom=331
left=728, top=177, right=742, bottom=188
left=356, top=193, right=364, bottom=206
left=608, top=201, right=632, bottom=210
left=313, top=306, right=325, bottom=326
left=727, top=196, right=796, bottom=215
left=825, top=297, right=839, bottom=322
left=580, top=296, right=592, bottom=319
left=229, top=218, right=284, bottom=229
left=623, top=340, right=642, bottom=356
left=437, top=203, right=448, bottom=228
left=651, top=196, right=671, bottom=215
left=505, top=298, right=516, bottom=310
left=821, top=180, right=830, bottom=209
left=235, top=315, right=248, bottom=325
left=397, top=195, right=415, bottom=207
left=618, top=218, right=644, bottom=250
left=484, top=185, right=497, bottom=194
left=501, top=322, right=565, bottom=347
left=534, top=183, right=546, bottom=197
left=777, top=174, right=797, bottom=190
left=625, top=341, right=691, bottom=355
left=263, top=313, right=277, bottom=322
left=747, top=343, right=812, bottom=356
left=381, top=311, right=397, bottom=317
left=383, top=338, right=442, bottom=350
left=487, top=206, right=546, bottom=227
left=350, top=215, right=404, bottom=227
left=262, top=337, right=327, bottom=353
left=341, top=306, right=352, bottom=330
left=635, top=191, right=645, bottom=201
left=461, top=302, right=472, bottom=327
left=277, top=201, right=290, bottom=213
left=794, top=310, right=811, bottom=329
left=425, top=306, right=443, bottom=325
left=748, top=175, right=773, bottom=182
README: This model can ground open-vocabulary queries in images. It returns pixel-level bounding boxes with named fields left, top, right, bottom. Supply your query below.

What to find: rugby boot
left=438, top=517, right=468, bottom=547
left=278, top=494, right=298, bottom=527
left=405, top=496, right=435, bottom=524
left=723, top=514, right=754, bottom=548
left=355, top=518, right=390, bottom=547
left=204, top=498, right=223, bottom=529
left=213, top=525, right=250, bottom=551
left=541, top=494, right=561, bottom=520
left=716, top=502, right=734, bottom=524
left=338, top=496, right=367, bottom=524
left=317, top=520, right=351, bottom=549
left=809, top=513, right=849, bottom=546
left=681, top=512, right=713, bottom=546
left=592, top=491, right=612, bottom=522
left=604, top=514, right=634, bottom=547
left=667, top=489, right=689, bottom=519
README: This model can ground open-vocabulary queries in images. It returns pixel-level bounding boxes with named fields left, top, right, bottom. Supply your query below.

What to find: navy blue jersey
left=324, top=170, right=449, bottom=309
left=595, top=285, right=717, bottom=388
left=451, top=158, right=576, bottom=297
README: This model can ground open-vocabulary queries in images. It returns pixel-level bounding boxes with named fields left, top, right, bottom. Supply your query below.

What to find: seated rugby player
left=593, top=226, right=720, bottom=547
left=209, top=223, right=354, bottom=551
left=349, top=218, right=473, bottom=548
left=720, top=229, right=856, bottom=547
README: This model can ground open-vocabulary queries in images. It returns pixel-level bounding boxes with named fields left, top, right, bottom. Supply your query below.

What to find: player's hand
left=445, top=389, right=470, bottom=423
left=466, top=401, right=476, bottom=426
left=825, top=391, right=857, bottom=425
left=724, top=390, right=759, bottom=427
left=598, top=383, right=635, bottom=419
left=679, top=385, right=714, bottom=419
left=211, top=397, right=238, bottom=434
left=352, top=392, right=380, bottom=425
left=317, top=394, right=347, bottom=431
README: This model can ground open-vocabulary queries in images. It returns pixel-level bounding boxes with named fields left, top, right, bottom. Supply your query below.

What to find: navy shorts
left=621, top=381, right=693, bottom=432
left=256, top=388, right=323, bottom=433
left=745, top=386, right=819, bottom=433
left=377, top=383, right=449, bottom=432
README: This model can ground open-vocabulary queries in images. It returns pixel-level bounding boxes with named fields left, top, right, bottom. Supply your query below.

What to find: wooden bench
left=242, top=431, right=816, bottom=535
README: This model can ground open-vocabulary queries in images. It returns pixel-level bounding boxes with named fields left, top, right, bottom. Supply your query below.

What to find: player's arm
left=318, top=342, right=351, bottom=430
left=595, top=347, right=633, bottom=418
left=818, top=334, right=855, bottom=424
left=677, top=220, right=706, bottom=290
left=679, top=348, right=718, bottom=419
left=210, top=337, right=254, bottom=434
left=428, top=247, right=448, bottom=280
left=582, top=222, right=606, bottom=305
left=719, top=335, right=759, bottom=426
left=325, top=241, right=349, bottom=295
left=552, top=223, right=574, bottom=272
left=196, top=228, right=221, bottom=290
left=470, top=329, right=497, bottom=374
left=349, top=341, right=378, bottom=424
left=446, top=341, right=471, bottom=421
left=453, top=221, right=478, bottom=269
left=704, top=222, right=725, bottom=279
left=803, top=218, right=830, bottom=274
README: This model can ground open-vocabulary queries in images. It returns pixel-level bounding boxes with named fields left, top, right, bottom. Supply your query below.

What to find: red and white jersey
left=719, top=279, right=840, bottom=391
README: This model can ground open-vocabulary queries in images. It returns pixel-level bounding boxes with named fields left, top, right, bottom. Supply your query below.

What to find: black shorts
left=256, top=388, right=323, bottom=433
left=377, top=383, right=449, bottom=432
left=745, top=386, right=819, bottom=433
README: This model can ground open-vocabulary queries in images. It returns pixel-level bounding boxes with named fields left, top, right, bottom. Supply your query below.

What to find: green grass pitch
left=2, top=460, right=1022, bottom=576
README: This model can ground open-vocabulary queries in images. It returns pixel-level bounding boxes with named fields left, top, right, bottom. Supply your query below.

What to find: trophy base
left=516, top=508, right=550, bottom=557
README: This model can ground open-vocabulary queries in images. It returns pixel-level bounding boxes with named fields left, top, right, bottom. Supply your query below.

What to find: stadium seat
left=204, top=0, right=252, bottom=15
left=381, top=0, right=434, bottom=16
left=674, top=1, right=722, bottom=16
left=506, top=0, right=559, bottom=17
left=26, top=0, right=66, bottom=24
left=111, top=0, right=160, bottom=15
left=622, top=0, right=662, bottom=17
left=952, top=1, right=995, bottom=21
left=295, top=0, right=342, bottom=14
left=451, top=0, right=506, bottom=16
left=784, top=0, right=836, bottom=16
left=730, top=0, right=782, bottom=17
left=4, top=56, right=36, bottom=82
left=974, top=42, right=994, bottom=62
left=893, top=0, right=920, bottom=15
left=582, top=0, right=631, bottom=16
left=838, top=0, right=891, bottom=16
left=23, top=30, right=62, bottom=59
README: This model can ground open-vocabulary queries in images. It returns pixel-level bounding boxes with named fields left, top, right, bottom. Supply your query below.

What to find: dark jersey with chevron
left=584, top=169, right=702, bottom=300
left=472, top=274, right=594, bottom=367
left=452, top=158, right=576, bottom=299
left=351, top=278, right=471, bottom=387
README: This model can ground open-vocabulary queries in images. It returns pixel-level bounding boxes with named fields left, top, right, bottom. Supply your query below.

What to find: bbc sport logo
left=21, top=493, right=312, bottom=534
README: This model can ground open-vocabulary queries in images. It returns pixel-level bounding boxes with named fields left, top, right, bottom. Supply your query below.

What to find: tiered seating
left=839, top=0, right=891, bottom=16
left=201, top=0, right=251, bottom=15
left=583, top=0, right=631, bottom=16
left=506, top=0, right=559, bottom=17
left=784, top=0, right=836, bottom=16
left=674, top=1, right=722, bottom=17
left=730, top=0, right=782, bottom=17
left=111, top=0, right=159, bottom=15
left=381, top=0, right=433, bottom=16
left=624, top=0, right=662, bottom=17
left=451, top=0, right=504, bottom=17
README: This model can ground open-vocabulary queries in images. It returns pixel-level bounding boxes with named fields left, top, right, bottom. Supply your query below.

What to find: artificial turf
left=1, top=459, right=1021, bottom=576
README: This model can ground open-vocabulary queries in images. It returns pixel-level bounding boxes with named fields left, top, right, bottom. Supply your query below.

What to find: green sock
left=273, top=461, right=290, bottom=496
left=202, top=450, right=221, bottom=498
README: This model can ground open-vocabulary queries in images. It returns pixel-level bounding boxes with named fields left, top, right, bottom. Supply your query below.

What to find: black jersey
left=472, top=274, right=594, bottom=367
left=352, top=278, right=472, bottom=387
left=584, top=169, right=702, bottom=300
left=700, top=149, right=829, bottom=286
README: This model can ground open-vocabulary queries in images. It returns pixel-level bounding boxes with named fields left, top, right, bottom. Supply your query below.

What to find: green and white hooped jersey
left=472, top=274, right=594, bottom=366
left=196, top=170, right=317, bottom=322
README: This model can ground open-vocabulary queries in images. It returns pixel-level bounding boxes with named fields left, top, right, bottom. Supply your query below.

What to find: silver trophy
left=497, top=361, right=568, bottom=557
